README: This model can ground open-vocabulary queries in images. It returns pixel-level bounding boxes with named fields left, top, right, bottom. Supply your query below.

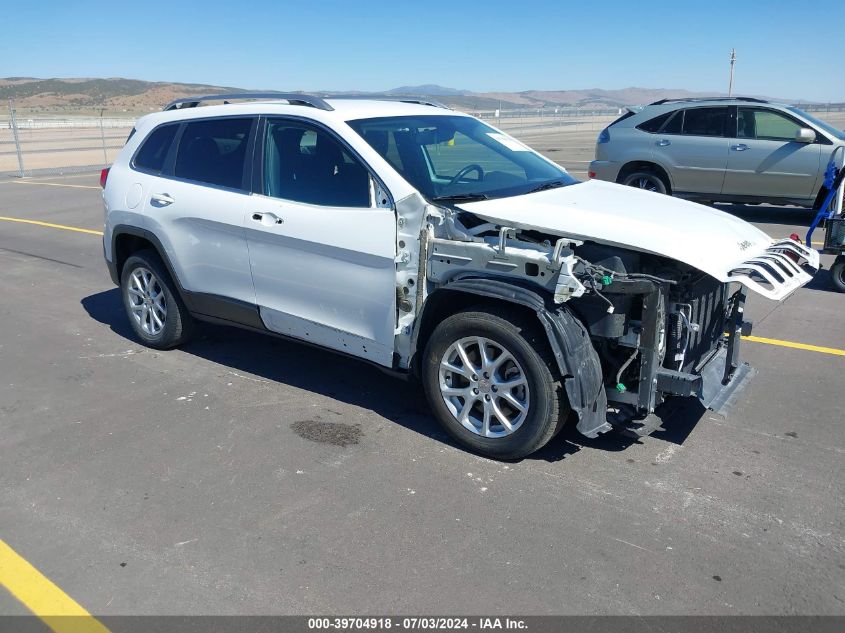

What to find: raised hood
left=456, top=180, right=818, bottom=299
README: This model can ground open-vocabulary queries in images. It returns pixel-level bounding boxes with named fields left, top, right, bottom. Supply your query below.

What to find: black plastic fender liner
left=424, top=278, right=612, bottom=438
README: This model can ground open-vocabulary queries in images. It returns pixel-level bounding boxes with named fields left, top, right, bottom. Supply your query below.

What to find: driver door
left=244, top=117, right=397, bottom=367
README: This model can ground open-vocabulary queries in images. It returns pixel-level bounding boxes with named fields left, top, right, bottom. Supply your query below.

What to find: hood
left=457, top=179, right=776, bottom=283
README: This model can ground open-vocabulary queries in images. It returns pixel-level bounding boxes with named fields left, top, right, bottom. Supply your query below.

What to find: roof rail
left=328, top=95, right=451, bottom=110
left=649, top=96, right=769, bottom=106
left=163, top=92, right=334, bottom=112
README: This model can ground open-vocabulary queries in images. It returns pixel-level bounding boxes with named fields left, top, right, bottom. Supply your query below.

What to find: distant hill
left=0, top=77, right=787, bottom=116
left=385, top=84, right=470, bottom=97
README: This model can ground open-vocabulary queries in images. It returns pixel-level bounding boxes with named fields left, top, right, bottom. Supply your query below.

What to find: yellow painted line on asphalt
left=0, top=216, right=103, bottom=236
left=8, top=180, right=100, bottom=190
left=742, top=335, right=845, bottom=357
left=0, top=539, right=111, bottom=633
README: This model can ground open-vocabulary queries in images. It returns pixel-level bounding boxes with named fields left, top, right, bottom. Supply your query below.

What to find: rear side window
left=174, top=118, right=253, bottom=190
left=681, top=107, right=726, bottom=137
left=662, top=110, right=683, bottom=134
left=636, top=111, right=673, bottom=133
left=133, top=125, right=177, bottom=173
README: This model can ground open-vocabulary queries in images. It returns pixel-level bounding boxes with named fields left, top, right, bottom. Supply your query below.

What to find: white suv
left=102, top=93, right=818, bottom=459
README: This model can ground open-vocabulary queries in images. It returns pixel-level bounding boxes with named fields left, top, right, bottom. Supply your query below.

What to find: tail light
left=588, top=171, right=597, bottom=179
left=597, top=128, right=610, bottom=144
left=100, top=167, right=110, bottom=189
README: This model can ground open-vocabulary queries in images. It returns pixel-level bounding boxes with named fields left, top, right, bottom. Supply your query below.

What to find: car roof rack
left=327, top=95, right=451, bottom=110
left=163, top=92, right=334, bottom=112
left=649, top=96, right=769, bottom=105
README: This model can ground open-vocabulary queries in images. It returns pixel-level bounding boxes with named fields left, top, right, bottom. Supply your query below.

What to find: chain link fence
left=1, top=100, right=135, bottom=177
left=2, top=99, right=843, bottom=179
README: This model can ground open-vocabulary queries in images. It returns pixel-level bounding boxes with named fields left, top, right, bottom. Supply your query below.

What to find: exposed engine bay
left=419, top=206, right=769, bottom=437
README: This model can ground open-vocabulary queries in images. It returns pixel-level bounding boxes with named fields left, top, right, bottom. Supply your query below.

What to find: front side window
left=787, top=106, right=844, bottom=141
left=133, top=124, right=177, bottom=173
left=681, top=107, right=726, bottom=137
left=263, top=119, right=370, bottom=207
left=738, top=108, right=804, bottom=142
left=174, top=118, right=253, bottom=189
left=348, top=115, right=575, bottom=201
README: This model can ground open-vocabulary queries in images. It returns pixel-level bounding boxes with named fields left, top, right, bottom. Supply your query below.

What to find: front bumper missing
left=656, top=289, right=756, bottom=416
left=697, top=348, right=757, bottom=415
left=656, top=347, right=756, bottom=414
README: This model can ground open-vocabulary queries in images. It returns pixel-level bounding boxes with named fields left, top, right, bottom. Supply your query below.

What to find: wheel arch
left=412, top=278, right=611, bottom=437
left=617, top=160, right=674, bottom=194
left=111, top=226, right=190, bottom=305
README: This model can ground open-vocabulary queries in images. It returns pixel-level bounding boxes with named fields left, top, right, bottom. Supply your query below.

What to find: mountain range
left=0, top=77, right=776, bottom=115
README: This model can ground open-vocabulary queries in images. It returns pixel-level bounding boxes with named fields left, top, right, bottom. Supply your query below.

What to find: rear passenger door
left=721, top=107, right=822, bottom=201
left=139, top=116, right=258, bottom=307
left=244, top=117, right=397, bottom=367
left=651, top=107, right=730, bottom=195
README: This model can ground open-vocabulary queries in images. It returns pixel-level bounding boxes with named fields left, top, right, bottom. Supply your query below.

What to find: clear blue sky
left=2, top=0, right=843, bottom=101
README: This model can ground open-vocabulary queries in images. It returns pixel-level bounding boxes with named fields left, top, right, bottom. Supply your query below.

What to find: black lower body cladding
left=434, top=277, right=610, bottom=438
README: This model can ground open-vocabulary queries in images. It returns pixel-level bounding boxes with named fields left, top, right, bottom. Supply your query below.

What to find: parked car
left=589, top=97, right=845, bottom=207
left=101, top=93, right=818, bottom=459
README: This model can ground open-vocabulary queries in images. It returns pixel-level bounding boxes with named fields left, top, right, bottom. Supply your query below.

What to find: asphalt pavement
left=0, top=172, right=843, bottom=618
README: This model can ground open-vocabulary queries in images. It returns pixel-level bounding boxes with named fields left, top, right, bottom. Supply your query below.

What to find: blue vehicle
left=807, top=149, right=845, bottom=292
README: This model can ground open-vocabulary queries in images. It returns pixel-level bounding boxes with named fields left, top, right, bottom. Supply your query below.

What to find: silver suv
left=589, top=97, right=845, bottom=207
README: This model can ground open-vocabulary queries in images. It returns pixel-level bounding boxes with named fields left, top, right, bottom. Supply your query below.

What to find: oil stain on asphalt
left=291, top=419, right=362, bottom=447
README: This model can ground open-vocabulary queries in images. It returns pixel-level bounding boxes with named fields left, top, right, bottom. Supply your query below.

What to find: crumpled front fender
left=429, top=277, right=611, bottom=438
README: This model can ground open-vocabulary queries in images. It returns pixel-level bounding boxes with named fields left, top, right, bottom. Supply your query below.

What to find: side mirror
left=795, top=128, right=816, bottom=143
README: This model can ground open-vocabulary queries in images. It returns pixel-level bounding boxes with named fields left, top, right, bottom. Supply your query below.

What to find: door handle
left=150, top=193, right=175, bottom=206
left=656, top=139, right=671, bottom=147
left=731, top=144, right=749, bottom=151
left=251, top=212, right=284, bottom=225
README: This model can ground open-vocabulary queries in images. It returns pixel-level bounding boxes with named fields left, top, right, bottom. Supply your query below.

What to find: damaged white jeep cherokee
left=102, top=93, right=819, bottom=459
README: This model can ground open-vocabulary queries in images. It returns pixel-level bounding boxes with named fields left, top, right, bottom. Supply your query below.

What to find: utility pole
left=8, top=99, right=25, bottom=178
left=728, top=48, right=736, bottom=97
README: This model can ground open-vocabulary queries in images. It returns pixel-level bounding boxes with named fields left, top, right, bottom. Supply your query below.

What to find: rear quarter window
left=133, top=124, right=178, bottom=173
left=636, top=111, right=673, bottom=133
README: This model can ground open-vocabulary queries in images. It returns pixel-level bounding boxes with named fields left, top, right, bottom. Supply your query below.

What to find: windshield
left=347, top=115, right=577, bottom=201
left=787, top=106, right=845, bottom=141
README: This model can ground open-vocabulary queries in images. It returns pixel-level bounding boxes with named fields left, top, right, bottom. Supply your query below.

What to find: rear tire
left=831, top=256, right=845, bottom=293
left=621, top=170, right=668, bottom=195
left=121, top=250, right=194, bottom=349
left=422, top=306, right=569, bottom=460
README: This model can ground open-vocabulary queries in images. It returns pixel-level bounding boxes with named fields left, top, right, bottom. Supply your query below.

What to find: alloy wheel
left=126, top=267, right=167, bottom=336
left=438, top=336, right=530, bottom=438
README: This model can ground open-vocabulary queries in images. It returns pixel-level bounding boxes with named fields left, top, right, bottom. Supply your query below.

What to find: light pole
left=728, top=48, right=736, bottom=97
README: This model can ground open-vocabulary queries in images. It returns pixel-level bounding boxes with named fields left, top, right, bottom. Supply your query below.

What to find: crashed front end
left=423, top=206, right=819, bottom=439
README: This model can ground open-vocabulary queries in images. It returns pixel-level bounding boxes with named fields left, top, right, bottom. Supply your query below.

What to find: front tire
left=621, top=170, right=668, bottom=195
left=831, top=256, right=845, bottom=293
left=121, top=250, right=193, bottom=349
left=422, top=307, right=569, bottom=460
